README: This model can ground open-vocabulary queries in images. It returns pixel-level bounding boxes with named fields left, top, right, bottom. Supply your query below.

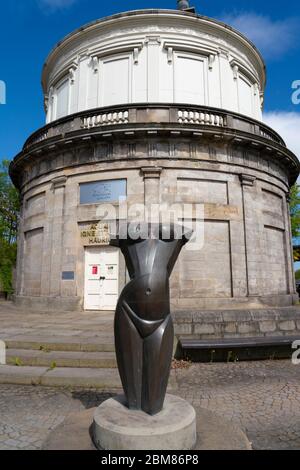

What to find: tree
left=290, top=183, right=300, bottom=240
left=0, top=160, right=20, bottom=297
left=295, top=269, right=300, bottom=281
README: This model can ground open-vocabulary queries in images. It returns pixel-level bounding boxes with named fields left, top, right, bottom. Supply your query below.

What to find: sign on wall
left=92, top=266, right=98, bottom=275
left=80, top=222, right=111, bottom=246
left=62, top=271, right=75, bottom=280
left=80, top=179, right=127, bottom=205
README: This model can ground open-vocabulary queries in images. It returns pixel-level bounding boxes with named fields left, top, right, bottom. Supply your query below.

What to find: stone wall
left=12, top=133, right=298, bottom=312
left=173, top=307, right=300, bottom=340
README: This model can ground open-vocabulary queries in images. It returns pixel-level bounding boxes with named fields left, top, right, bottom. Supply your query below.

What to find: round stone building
left=10, top=5, right=300, bottom=327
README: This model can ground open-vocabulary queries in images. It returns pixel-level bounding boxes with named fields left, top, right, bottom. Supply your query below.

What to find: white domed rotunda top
left=42, top=2, right=266, bottom=124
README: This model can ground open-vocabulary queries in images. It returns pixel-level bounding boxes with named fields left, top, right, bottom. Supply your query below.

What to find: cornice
left=9, top=104, right=299, bottom=191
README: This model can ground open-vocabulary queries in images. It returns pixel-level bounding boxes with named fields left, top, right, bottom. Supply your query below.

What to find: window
left=80, top=179, right=127, bottom=205
left=56, top=79, right=69, bottom=119
left=174, top=53, right=207, bottom=105
left=100, top=55, right=131, bottom=106
left=238, top=75, right=254, bottom=117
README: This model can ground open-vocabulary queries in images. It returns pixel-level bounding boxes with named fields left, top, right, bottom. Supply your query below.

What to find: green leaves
left=0, top=160, right=20, bottom=295
left=290, top=184, right=300, bottom=240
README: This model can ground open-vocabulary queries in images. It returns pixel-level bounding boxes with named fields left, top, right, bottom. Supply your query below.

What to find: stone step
left=5, top=336, right=115, bottom=353
left=0, top=365, right=178, bottom=390
left=0, top=365, right=122, bottom=389
left=6, top=349, right=118, bottom=369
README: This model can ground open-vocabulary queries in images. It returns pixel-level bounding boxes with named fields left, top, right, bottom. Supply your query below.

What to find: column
left=239, top=173, right=263, bottom=297
left=146, top=37, right=161, bottom=101
left=49, top=176, right=67, bottom=296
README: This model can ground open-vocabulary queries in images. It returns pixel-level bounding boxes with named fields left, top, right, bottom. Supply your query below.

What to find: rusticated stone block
left=224, top=322, right=237, bottom=334
left=174, top=324, right=192, bottom=335
left=192, top=311, right=224, bottom=323
left=173, top=312, right=193, bottom=324
left=222, top=311, right=253, bottom=323
left=259, top=321, right=277, bottom=333
left=279, top=321, right=296, bottom=331
left=236, top=332, right=264, bottom=338
left=250, top=310, right=279, bottom=321
left=194, top=324, right=215, bottom=335
left=237, top=322, right=258, bottom=334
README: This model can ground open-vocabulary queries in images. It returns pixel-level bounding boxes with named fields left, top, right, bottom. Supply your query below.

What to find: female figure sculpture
left=110, top=223, right=192, bottom=416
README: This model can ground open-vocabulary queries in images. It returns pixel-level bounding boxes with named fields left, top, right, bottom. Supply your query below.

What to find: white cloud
left=263, top=111, right=300, bottom=159
left=37, top=0, right=78, bottom=12
left=220, top=12, right=298, bottom=59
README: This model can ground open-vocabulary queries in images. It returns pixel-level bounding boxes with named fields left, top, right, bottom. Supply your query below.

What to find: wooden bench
left=178, top=335, right=300, bottom=362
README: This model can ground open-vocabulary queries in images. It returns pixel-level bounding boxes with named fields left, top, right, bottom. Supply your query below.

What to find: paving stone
left=0, top=359, right=299, bottom=450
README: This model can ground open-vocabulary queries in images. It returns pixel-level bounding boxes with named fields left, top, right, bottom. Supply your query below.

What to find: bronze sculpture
left=177, top=1, right=191, bottom=10
left=110, top=222, right=192, bottom=416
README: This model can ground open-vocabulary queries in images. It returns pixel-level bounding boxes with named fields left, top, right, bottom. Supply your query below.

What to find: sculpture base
left=42, top=404, right=252, bottom=450
left=93, top=394, right=197, bottom=451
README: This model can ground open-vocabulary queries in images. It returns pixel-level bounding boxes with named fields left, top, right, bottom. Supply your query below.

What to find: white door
left=84, top=246, right=119, bottom=311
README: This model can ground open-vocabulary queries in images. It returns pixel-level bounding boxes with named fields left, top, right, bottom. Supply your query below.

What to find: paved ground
left=0, top=360, right=299, bottom=450
left=0, top=386, right=116, bottom=450
left=174, top=360, right=300, bottom=450
left=0, top=301, right=114, bottom=343
left=0, top=301, right=300, bottom=450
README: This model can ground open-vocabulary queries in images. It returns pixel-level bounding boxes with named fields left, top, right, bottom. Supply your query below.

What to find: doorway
left=84, top=246, right=119, bottom=311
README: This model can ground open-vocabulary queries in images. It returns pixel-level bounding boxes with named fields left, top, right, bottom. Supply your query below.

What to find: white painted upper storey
left=42, top=10, right=266, bottom=124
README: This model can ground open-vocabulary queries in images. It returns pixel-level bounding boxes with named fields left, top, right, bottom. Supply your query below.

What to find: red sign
left=92, top=266, right=98, bottom=275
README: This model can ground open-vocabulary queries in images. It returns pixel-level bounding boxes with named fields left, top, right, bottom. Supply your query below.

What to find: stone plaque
left=62, top=271, right=75, bottom=280
left=80, top=179, right=126, bottom=204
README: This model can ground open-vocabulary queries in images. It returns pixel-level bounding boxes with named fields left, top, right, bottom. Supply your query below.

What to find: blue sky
left=0, top=0, right=300, bottom=162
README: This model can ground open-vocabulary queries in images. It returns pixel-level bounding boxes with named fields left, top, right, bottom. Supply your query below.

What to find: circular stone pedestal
left=93, top=395, right=197, bottom=451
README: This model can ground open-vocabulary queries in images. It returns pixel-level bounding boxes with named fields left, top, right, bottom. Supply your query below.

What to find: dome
left=42, top=9, right=265, bottom=124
